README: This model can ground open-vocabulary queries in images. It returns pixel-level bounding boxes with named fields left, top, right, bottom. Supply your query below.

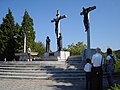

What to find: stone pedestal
left=44, top=51, right=70, bottom=61
left=82, top=49, right=96, bottom=61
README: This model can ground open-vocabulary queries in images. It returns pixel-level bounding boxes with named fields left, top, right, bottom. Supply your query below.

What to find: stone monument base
left=44, top=51, right=70, bottom=61
left=82, top=49, right=96, bottom=61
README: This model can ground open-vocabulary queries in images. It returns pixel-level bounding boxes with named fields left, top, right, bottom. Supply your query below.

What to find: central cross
left=51, top=10, right=67, bottom=51
left=51, top=10, right=67, bottom=39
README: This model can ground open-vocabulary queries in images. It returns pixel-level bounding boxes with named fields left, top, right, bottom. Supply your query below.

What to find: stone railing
left=15, top=52, right=38, bottom=61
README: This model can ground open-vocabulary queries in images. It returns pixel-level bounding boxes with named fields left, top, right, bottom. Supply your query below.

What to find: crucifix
left=80, top=6, right=96, bottom=58
left=51, top=10, right=67, bottom=51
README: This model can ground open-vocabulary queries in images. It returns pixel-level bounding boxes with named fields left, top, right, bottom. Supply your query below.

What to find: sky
left=0, top=0, right=120, bottom=52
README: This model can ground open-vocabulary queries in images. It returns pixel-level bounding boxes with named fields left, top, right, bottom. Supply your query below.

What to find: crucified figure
left=51, top=10, right=66, bottom=51
left=51, top=10, right=67, bottom=39
left=80, top=6, right=96, bottom=32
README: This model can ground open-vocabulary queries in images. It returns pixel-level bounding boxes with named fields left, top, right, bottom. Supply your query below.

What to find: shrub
left=108, top=84, right=120, bottom=90
left=115, top=59, right=120, bottom=72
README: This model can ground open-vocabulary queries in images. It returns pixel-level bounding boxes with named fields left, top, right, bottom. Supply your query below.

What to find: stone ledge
left=44, top=51, right=70, bottom=61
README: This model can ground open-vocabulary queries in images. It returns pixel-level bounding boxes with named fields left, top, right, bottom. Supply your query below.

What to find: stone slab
left=44, top=51, right=70, bottom=61
left=15, top=52, right=38, bottom=61
left=82, top=49, right=96, bottom=60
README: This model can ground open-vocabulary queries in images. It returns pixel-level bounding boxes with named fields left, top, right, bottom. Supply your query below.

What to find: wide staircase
left=0, top=56, right=85, bottom=80
left=0, top=56, right=120, bottom=90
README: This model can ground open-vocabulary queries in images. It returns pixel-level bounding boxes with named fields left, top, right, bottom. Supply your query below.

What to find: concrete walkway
left=0, top=79, right=85, bottom=90
left=0, top=78, right=120, bottom=90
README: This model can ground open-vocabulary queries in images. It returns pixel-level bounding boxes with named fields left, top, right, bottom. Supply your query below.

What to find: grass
left=115, top=59, right=120, bottom=72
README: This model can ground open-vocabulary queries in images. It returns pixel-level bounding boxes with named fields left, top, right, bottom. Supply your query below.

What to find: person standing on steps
left=84, top=58, right=92, bottom=90
left=91, top=48, right=104, bottom=90
left=106, top=48, right=116, bottom=88
left=27, top=47, right=32, bottom=61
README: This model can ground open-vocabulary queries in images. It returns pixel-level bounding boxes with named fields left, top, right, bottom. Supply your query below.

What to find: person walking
left=27, top=47, right=32, bottom=61
left=84, top=58, right=92, bottom=90
left=106, top=48, right=116, bottom=88
left=91, top=48, right=104, bottom=90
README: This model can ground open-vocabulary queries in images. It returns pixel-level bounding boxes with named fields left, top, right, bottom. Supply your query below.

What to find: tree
left=14, top=23, right=23, bottom=53
left=0, top=8, right=15, bottom=61
left=0, top=9, right=47, bottom=60
left=65, top=42, right=86, bottom=56
left=21, top=10, right=35, bottom=51
left=114, top=50, right=120, bottom=59
left=33, top=42, right=46, bottom=58
left=0, top=28, right=4, bottom=56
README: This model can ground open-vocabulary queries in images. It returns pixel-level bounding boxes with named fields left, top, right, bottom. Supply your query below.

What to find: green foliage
left=115, top=59, right=120, bottom=72
left=14, top=23, right=23, bottom=53
left=0, top=9, right=46, bottom=60
left=0, top=8, right=15, bottom=61
left=65, top=42, right=86, bottom=56
left=33, top=42, right=46, bottom=58
left=114, top=50, right=120, bottom=59
left=108, top=84, right=120, bottom=90
left=21, top=10, right=35, bottom=49
left=0, top=28, right=4, bottom=55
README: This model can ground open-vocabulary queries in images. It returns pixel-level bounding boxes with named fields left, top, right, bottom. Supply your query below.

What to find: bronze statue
left=80, top=6, right=96, bottom=32
left=51, top=10, right=66, bottom=39
left=46, top=36, right=50, bottom=52
left=57, top=33, right=62, bottom=51
left=51, top=10, right=66, bottom=51
left=55, top=20, right=59, bottom=38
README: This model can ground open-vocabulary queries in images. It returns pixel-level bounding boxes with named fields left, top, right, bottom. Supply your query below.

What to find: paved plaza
left=0, top=78, right=120, bottom=90
left=0, top=79, right=84, bottom=90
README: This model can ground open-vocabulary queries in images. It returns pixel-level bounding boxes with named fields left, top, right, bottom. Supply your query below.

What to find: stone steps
left=0, top=60, right=84, bottom=70
left=0, top=61, right=66, bottom=65
left=0, top=65, right=83, bottom=70
left=0, top=61, right=82, bottom=66
left=0, top=64, right=82, bottom=68
left=0, top=61, right=119, bottom=80
left=0, top=69, right=84, bottom=73
left=0, top=75, right=84, bottom=80
left=0, top=72, right=84, bottom=77
left=0, top=60, right=85, bottom=80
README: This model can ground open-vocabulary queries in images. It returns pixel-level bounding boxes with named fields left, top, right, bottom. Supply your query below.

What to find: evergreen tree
left=0, top=27, right=4, bottom=57
left=0, top=9, right=46, bottom=60
left=0, top=16, right=8, bottom=60
left=14, top=23, right=23, bottom=53
left=0, top=8, right=15, bottom=61
left=21, top=10, right=35, bottom=52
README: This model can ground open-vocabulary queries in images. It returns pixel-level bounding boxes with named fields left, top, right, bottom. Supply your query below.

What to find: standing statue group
left=46, top=6, right=96, bottom=53
left=46, top=36, right=50, bottom=52
left=46, top=10, right=66, bottom=52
